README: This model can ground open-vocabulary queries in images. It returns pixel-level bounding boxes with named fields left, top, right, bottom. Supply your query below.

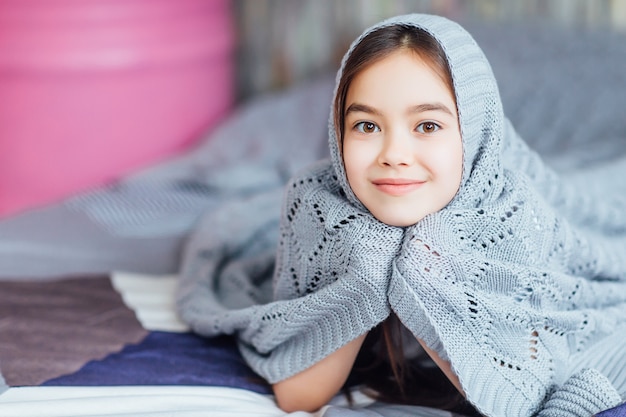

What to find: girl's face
left=342, top=49, right=463, bottom=227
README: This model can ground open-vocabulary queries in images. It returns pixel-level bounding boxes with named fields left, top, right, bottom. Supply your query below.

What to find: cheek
left=343, top=141, right=369, bottom=181
left=430, top=141, right=463, bottom=191
left=444, top=143, right=464, bottom=191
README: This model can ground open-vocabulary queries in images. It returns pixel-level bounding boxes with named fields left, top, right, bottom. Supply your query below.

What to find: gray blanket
left=176, top=14, right=626, bottom=417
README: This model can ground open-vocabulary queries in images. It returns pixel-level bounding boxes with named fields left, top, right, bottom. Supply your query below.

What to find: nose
left=378, top=129, right=414, bottom=167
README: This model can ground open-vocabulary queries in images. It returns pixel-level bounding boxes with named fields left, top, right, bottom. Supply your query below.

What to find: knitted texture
left=536, top=369, right=622, bottom=417
left=177, top=14, right=626, bottom=417
left=177, top=166, right=404, bottom=382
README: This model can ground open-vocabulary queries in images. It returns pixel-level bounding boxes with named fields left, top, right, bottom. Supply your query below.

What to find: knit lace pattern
left=177, top=14, right=626, bottom=417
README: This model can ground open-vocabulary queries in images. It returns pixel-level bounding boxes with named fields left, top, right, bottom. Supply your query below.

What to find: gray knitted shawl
left=177, top=14, right=626, bottom=417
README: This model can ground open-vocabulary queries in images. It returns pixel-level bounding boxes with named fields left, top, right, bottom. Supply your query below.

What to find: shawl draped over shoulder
left=177, top=14, right=626, bottom=417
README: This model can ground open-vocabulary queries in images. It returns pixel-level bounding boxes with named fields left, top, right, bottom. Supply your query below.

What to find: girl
left=273, top=18, right=465, bottom=412
left=178, top=14, right=626, bottom=417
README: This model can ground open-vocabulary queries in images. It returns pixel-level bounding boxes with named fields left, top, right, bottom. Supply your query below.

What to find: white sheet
left=0, top=386, right=318, bottom=417
left=111, top=271, right=190, bottom=333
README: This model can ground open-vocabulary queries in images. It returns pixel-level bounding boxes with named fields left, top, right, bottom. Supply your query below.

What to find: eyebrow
left=345, top=102, right=455, bottom=117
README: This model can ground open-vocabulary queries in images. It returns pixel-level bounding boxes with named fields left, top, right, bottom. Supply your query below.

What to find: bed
left=1, top=20, right=626, bottom=417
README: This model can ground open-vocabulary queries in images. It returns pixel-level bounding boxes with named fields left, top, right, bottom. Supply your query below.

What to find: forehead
left=345, top=49, right=456, bottom=113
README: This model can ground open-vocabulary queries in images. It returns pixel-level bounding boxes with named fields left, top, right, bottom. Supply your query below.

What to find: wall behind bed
left=232, top=0, right=626, bottom=102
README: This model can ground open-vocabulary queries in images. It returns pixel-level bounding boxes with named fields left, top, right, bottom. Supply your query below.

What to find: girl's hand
left=272, top=333, right=367, bottom=413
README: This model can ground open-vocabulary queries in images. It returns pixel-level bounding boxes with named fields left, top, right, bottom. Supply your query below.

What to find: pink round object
left=0, top=0, right=235, bottom=217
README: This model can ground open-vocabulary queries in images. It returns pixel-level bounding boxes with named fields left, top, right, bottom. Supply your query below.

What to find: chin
left=375, top=213, right=423, bottom=228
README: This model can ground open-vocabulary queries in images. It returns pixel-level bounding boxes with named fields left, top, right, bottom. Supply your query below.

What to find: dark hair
left=335, top=24, right=475, bottom=414
left=346, top=313, right=480, bottom=415
left=334, top=24, right=455, bottom=147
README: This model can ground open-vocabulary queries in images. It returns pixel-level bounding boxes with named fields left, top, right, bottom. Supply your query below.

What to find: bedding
left=1, top=19, right=626, bottom=417
left=0, top=272, right=463, bottom=417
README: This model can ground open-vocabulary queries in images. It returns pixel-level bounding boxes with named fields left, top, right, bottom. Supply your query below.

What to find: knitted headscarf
left=177, top=14, right=626, bottom=417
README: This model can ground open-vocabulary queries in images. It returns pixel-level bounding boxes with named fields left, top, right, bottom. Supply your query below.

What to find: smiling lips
left=372, top=178, right=426, bottom=196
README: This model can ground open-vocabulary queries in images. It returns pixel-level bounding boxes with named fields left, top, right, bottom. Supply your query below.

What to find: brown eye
left=417, top=121, right=440, bottom=134
left=355, top=121, right=380, bottom=134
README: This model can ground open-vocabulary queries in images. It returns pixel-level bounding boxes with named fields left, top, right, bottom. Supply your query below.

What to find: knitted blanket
left=177, top=14, right=626, bottom=417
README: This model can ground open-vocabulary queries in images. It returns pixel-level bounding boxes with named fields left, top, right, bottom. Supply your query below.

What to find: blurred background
left=233, top=0, right=626, bottom=101
left=1, top=0, right=626, bottom=217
